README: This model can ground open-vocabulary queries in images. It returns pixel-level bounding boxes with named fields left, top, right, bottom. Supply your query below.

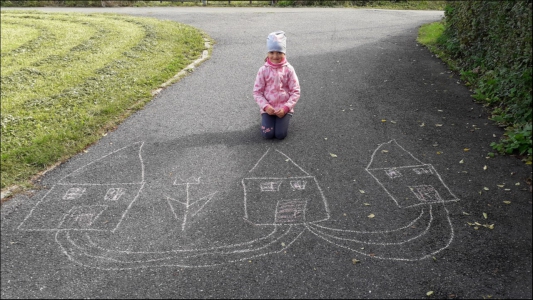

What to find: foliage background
left=0, top=0, right=446, bottom=9
left=440, top=1, right=532, bottom=161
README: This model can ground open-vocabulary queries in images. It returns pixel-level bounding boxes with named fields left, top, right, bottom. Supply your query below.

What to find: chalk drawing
left=290, top=180, right=307, bottom=190
left=409, top=185, right=442, bottom=202
left=260, top=181, right=283, bottom=192
left=274, top=199, right=307, bottom=224
left=385, top=169, right=402, bottom=179
left=308, top=140, right=458, bottom=261
left=62, top=187, right=87, bottom=200
left=365, top=140, right=459, bottom=208
left=105, top=188, right=126, bottom=201
left=18, top=142, right=146, bottom=232
left=18, top=140, right=458, bottom=269
left=166, top=176, right=218, bottom=231
left=58, top=205, right=108, bottom=229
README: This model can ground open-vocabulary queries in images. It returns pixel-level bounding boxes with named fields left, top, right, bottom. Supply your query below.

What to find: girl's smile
left=268, top=51, right=285, bottom=64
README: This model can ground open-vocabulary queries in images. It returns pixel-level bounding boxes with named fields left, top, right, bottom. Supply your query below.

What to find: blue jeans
left=261, top=113, right=292, bottom=139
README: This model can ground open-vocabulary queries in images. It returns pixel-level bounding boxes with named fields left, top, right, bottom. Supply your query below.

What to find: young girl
left=253, top=31, right=301, bottom=140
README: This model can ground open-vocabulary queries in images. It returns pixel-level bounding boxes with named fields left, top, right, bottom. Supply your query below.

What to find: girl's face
left=268, top=51, right=285, bottom=63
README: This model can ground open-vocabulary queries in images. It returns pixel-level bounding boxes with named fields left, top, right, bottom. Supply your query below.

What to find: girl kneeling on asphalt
left=253, top=31, right=301, bottom=140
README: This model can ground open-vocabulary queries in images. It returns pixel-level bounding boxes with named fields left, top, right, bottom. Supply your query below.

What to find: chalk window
left=62, top=187, right=86, bottom=200
left=412, top=168, right=433, bottom=175
left=260, top=181, right=282, bottom=192
left=105, top=188, right=126, bottom=201
left=290, top=180, right=307, bottom=190
left=385, top=169, right=402, bottom=179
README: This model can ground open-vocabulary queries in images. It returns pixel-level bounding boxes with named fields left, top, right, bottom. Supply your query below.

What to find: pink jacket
left=253, top=57, right=301, bottom=114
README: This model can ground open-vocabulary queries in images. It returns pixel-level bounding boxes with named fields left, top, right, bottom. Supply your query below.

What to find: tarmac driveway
left=1, top=7, right=531, bottom=299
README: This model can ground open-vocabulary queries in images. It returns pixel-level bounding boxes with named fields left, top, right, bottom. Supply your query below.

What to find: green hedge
left=442, top=1, right=532, bottom=160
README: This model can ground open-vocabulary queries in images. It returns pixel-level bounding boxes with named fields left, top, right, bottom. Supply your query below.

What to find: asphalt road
left=1, top=7, right=532, bottom=299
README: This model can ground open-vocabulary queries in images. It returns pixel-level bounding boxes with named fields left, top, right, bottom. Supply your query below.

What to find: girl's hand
left=265, top=105, right=276, bottom=115
left=275, top=109, right=286, bottom=118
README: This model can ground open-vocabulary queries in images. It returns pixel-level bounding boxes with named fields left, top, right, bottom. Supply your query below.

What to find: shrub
left=443, top=1, right=532, bottom=162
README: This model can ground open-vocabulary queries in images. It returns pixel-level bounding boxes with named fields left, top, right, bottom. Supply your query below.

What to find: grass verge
left=1, top=0, right=447, bottom=9
left=418, top=21, right=532, bottom=164
left=1, top=10, right=209, bottom=194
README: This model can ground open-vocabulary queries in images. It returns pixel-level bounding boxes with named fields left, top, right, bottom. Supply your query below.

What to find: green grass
left=1, top=10, right=209, bottom=191
left=417, top=21, right=455, bottom=68
left=418, top=20, right=532, bottom=164
left=418, top=22, right=444, bottom=46
left=1, top=0, right=447, bottom=9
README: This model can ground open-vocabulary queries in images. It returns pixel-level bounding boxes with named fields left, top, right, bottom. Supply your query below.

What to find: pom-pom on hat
left=267, top=31, right=286, bottom=54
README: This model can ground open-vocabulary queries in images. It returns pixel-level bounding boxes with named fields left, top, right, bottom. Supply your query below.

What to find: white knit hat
left=266, top=31, right=286, bottom=53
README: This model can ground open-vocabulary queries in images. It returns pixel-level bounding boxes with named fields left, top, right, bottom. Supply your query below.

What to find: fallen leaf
left=462, top=211, right=470, bottom=215
left=435, top=124, right=443, bottom=127
left=427, top=291, right=434, bottom=296
left=359, top=190, right=365, bottom=194
left=363, top=203, right=370, bottom=206
left=483, top=165, right=488, bottom=170
left=419, top=122, right=425, bottom=127
left=464, top=148, right=470, bottom=152
left=459, top=159, right=464, bottom=164
left=285, top=159, right=290, bottom=162
left=432, top=256, right=437, bottom=261
left=515, top=182, right=520, bottom=186
left=483, top=212, right=488, bottom=219
left=474, top=226, right=479, bottom=230
left=483, top=187, right=489, bottom=191
left=390, top=120, right=397, bottom=124
left=504, top=188, right=511, bottom=191
left=330, top=153, right=337, bottom=158
left=368, top=214, right=375, bottom=218
left=503, top=201, right=511, bottom=204
left=352, top=258, right=360, bottom=264
left=482, top=223, right=495, bottom=230
left=381, top=150, right=389, bottom=153
left=474, top=222, right=482, bottom=226
left=436, top=151, right=442, bottom=155
left=497, top=184, right=505, bottom=188
left=281, top=242, right=286, bottom=247
left=324, top=137, right=328, bottom=140
left=381, top=119, right=387, bottom=122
